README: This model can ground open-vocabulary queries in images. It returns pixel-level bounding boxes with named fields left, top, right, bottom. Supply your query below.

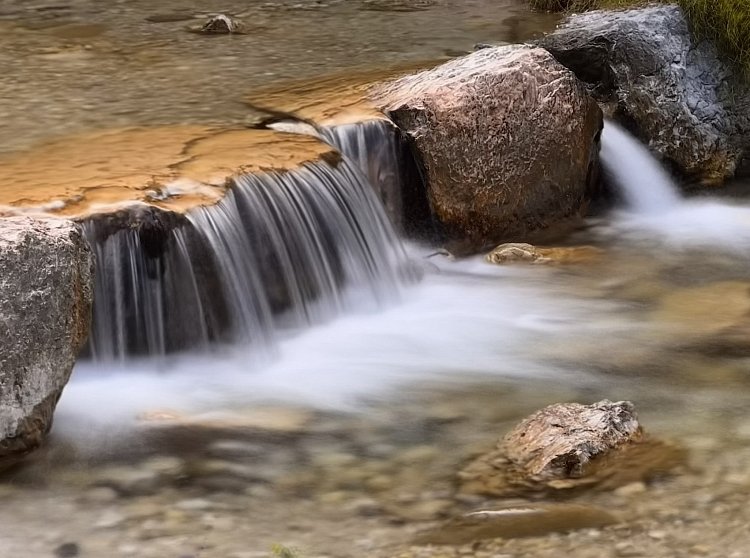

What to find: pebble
left=94, top=509, right=126, bottom=529
left=647, top=530, right=667, bottom=540
left=613, top=482, right=648, bottom=497
left=54, top=543, right=80, bottom=558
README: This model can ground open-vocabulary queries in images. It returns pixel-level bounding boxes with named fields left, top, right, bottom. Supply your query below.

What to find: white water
left=55, top=120, right=750, bottom=446
left=600, top=120, right=681, bottom=214
left=56, top=254, right=630, bottom=443
left=601, top=120, right=750, bottom=252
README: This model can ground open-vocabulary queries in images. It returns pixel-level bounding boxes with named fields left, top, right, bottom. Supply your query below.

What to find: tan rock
left=459, top=400, right=684, bottom=497
left=373, top=45, right=602, bottom=252
left=485, top=243, right=602, bottom=265
left=0, top=126, right=338, bottom=219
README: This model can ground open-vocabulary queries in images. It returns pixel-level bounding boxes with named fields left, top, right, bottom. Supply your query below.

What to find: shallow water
left=6, top=193, right=750, bottom=556
left=4, top=4, right=750, bottom=556
left=0, top=0, right=558, bottom=152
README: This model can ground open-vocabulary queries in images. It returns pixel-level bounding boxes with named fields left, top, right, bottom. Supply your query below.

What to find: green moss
left=527, top=0, right=750, bottom=75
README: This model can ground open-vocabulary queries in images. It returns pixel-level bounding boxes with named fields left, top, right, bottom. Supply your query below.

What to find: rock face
left=460, top=400, right=684, bottom=497
left=373, top=45, right=602, bottom=252
left=0, top=217, right=93, bottom=470
left=540, top=5, right=750, bottom=185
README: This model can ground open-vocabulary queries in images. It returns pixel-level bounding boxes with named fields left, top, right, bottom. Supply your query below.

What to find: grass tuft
left=679, top=0, right=750, bottom=75
left=527, top=0, right=750, bottom=75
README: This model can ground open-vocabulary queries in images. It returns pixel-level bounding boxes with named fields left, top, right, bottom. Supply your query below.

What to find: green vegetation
left=679, top=0, right=750, bottom=75
left=528, top=0, right=750, bottom=74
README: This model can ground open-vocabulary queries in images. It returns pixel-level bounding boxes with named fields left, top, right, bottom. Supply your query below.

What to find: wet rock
left=54, top=542, right=80, bottom=558
left=96, top=467, right=162, bottom=497
left=193, top=15, right=249, bottom=34
left=460, top=400, right=684, bottom=497
left=374, top=45, right=601, bottom=253
left=414, top=503, right=618, bottom=545
left=540, top=5, right=750, bottom=185
left=485, top=243, right=602, bottom=265
left=0, top=217, right=93, bottom=471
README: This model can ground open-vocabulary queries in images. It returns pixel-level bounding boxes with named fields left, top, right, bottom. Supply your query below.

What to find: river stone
left=459, top=400, right=685, bottom=497
left=0, top=217, right=93, bottom=470
left=485, top=243, right=602, bottom=265
left=413, top=503, right=619, bottom=545
left=539, top=5, right=750, bottom=185
left=373, top=45, right=602, bottom=253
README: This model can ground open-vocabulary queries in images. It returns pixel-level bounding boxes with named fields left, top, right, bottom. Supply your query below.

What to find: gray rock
left=539, top=5, right=750, bottom=185
left=373, top=45, right=602, bottom=252
left=0, top=217, right=92, bottom=470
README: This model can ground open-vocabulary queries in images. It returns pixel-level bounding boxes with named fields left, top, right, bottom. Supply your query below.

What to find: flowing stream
left=3, top=4, right=750, bottom=555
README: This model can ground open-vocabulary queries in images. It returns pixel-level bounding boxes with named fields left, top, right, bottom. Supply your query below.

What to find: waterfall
left=269, top=118, right=432, bottom=237
left=600, top=120, right=681, bottom=214
left=85, top=157, right=414, bottom=361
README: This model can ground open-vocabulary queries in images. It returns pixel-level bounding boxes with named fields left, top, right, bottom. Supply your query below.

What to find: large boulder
left=373, top=45, right=602, bottom=252
left=0, top=217, right=93, bottom=470
left=539, top=5, right=750, bottom=185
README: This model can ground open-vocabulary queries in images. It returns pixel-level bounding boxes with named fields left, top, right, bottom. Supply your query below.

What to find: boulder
left=373, top=45, right=602, bottom=252
left=539, top=5, right=750, bottom=185
left=0, top=217, right=93, bottom=470
left=459, top=400, right=685, bottom=497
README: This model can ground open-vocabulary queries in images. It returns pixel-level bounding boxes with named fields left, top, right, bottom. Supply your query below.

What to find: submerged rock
left=540, top=5, right=750, bottom=185
left=192, top=15, right=249, bottom=34
left=374, top=45, right=602, bottom=253
left=0, top=217, right=93, bottom=470
left=414, top=503, right=618, bottom=545
left=459, top=400, right=684, bottom=497
left=485, top=243, right=602, bottom=265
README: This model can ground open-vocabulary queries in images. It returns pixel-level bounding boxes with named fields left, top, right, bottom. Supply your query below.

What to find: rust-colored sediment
left=0, top=126, right=337, bottom=219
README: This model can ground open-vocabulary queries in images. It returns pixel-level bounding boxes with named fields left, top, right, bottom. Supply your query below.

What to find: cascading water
left=85, top=156, right=415, bottom=361
left=600, top=120, right=681, bottom=214
left=269, top=118, right=432, bottom=237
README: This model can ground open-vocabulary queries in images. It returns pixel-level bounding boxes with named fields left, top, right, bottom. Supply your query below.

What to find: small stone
left=94, top=509, right=126, bottom=529
left=83, top=486, right=119, bottom=503
left=175, top=498, right=218, bottom=511
left=690, top=545, right=711, bottom=556
left=648, top=530, right=667, bottom=540
left=344, top=497, right=384, bottom=517
left=97, top=467, right=161, bottom=496
left=614, top=481, right=647, bottom=497
left=54, top=543, right=80, bottom=558
left=614, top=542, right=643, bottom=557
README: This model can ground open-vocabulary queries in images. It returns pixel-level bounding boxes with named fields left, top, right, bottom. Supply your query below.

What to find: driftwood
left=459, top=400, right=685, bottom=497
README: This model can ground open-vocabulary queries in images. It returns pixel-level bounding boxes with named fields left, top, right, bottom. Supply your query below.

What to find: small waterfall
left=600, top=120, right=681, bottom=213
left=85, top=157, right=414, bottom=361
left=270, top=118, right=432, bottom=237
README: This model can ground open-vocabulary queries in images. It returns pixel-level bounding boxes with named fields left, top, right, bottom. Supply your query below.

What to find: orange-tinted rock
left=0, top=126, right=338, bottom=219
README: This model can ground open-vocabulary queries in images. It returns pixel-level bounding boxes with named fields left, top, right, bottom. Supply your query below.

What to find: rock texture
left=460, top=400, right=685, bottom=497
left=373, top=45, right=602, bottom=252
left=540, top=5, right=750, bottom=185
left=485, top=243, right=602, bottom=265
left=0, top=217, right=93, bottom=470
